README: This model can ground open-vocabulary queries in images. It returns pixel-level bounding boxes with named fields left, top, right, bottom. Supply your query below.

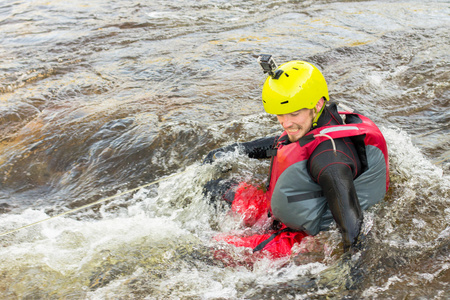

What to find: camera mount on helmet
left=257, top=54, right=283, bottom=79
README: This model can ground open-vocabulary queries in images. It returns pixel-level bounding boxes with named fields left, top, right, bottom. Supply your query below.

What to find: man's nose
left=281, top=115, right=293, bottom=128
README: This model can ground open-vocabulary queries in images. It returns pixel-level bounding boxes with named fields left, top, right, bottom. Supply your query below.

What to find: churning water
left=0, top=0, right=449, bottom=299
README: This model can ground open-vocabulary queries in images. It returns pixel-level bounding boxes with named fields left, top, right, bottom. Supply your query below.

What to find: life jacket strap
left=253, top=227, right=293, bottom=252
left=266, top=149, right=278, bottom=157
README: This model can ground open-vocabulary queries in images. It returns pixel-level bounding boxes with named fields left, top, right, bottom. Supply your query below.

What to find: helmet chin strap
left=312, top=103, right=325, bottom=128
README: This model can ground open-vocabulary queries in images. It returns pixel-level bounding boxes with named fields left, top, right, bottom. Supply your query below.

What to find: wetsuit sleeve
left=241, top=136, right=278, bottom=159
left=203, top=136, right=277, bottom=163
left=308, top=138, right=363, bottom=252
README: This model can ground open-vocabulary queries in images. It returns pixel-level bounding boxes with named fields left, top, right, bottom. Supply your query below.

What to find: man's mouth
left=286, top=127, right=301, bottom=133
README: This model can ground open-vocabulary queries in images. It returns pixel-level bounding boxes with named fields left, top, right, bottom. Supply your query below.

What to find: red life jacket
left=215, top=182, right=309, bottom=259
left=267, top=112, right=389, bottom=235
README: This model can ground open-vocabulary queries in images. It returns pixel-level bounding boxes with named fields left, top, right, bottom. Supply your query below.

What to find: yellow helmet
left=261, top=61, right=329, bottom=115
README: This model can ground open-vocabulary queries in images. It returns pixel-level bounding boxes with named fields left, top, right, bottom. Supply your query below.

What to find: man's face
left=276, top=108, right=315, bottom=142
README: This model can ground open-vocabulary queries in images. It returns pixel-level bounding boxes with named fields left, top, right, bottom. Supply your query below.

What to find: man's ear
left=315, top=97, right=325, bottom=112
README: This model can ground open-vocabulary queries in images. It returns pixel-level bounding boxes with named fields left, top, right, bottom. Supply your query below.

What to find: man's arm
left=317, top=164, right=362, bottom=251
left=308, top=138, right=363, bottom=252
left=203, top=136, right=277, bottom=163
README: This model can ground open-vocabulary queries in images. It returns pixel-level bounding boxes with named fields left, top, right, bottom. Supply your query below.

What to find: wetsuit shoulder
left=308, top=103, right=362, bottom=181
left=308, top=138, right=362, bottom=183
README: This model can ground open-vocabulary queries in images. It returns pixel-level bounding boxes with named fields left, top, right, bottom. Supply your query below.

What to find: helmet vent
left=285, top=73, right=289, bottom=77
left=280, top=101, right=289, bottom=104
left=293, top=68, right=299, bottom=70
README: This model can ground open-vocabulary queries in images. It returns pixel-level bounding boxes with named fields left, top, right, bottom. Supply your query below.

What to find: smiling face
left=276, top=108, right=315, bottom=142
left=276, top=98, right=324, bottom=142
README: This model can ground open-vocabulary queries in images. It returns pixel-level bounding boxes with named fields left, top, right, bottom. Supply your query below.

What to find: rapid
left=0, top=0, right=449, bottom=299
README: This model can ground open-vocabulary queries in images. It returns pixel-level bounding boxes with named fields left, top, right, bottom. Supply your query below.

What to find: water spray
left=0, top=169, right=190, bottom=238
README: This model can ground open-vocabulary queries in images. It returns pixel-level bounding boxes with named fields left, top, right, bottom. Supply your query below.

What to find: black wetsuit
left=204, top=103, right=364, bottom=252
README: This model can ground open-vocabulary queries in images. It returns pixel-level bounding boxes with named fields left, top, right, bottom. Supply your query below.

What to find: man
left=205, top=57, right=389, bottom=254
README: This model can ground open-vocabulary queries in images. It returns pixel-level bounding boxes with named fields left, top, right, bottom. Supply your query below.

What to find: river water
left=0, top=0, right=449, bottom=299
